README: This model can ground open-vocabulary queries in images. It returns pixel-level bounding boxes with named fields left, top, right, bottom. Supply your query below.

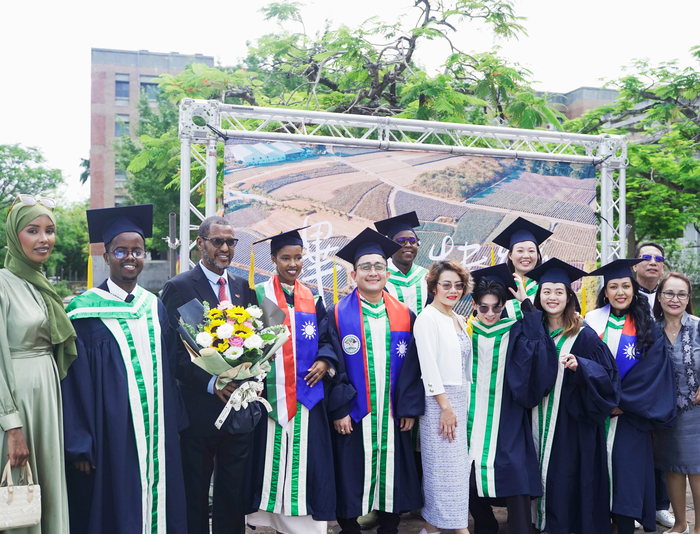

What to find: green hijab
left=4, top=203, right=77, bottom=379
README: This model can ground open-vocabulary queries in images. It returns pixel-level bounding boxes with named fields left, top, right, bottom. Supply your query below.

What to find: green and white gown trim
left=505, top=280, right=538, bottom=320
left=358, top=299, right=397, bottom=515
left=602, top=314, right=625, bottom=509
left=386, top=259, right=428, bottom=316
left=254, top=289, right=325, bottom=532
left=531, top=326, right=583, bottom=532
left=467, top=317, right=516, bottom=498
left=66, top=286, right=167, bottom=534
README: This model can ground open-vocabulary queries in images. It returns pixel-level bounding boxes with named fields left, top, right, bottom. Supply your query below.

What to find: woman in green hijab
left=0, top=196, right=75, bottom=533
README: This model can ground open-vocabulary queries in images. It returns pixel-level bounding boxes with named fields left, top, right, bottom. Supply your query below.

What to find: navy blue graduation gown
left=247, top=295, right=341, bottom=520
left=494, top=308, right=559, bottom=497
left=62, top=300, right=187, bottom=534
left=609, top=325, right=676, bottom=531
left=542, top=325, right=621, bottom=534
left=319, top=302, right=424, bottom=519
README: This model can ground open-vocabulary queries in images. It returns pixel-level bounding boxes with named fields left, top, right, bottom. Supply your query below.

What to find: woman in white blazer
left=414, top=260, right=473, bottom=534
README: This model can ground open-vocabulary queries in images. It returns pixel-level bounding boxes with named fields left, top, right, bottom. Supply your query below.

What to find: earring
left=604, top=296, right=609, bottom=304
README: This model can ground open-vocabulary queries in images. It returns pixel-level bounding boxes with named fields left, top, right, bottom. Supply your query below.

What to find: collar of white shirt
left=107, top=278, right=139, bottom=302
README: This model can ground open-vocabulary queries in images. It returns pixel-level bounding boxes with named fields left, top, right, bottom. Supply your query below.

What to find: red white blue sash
left=335, top=288, right=412, bottom=424
left=586, top=304, right=640, bottom=381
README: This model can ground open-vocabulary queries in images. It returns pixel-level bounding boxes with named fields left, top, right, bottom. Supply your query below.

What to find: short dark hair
left=425, top=260, right=473, bottom=296
left=198, top=216, right=232, bottom=239
left=472, top=278, right=509, bottom=307
left=653, top=271, right=694, bottom=321
left=105, top=233, right=145, bottom=253
left=634, top=241, right=664, bottom=259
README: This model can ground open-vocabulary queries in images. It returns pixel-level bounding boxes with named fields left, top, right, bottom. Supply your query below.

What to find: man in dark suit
left=161, top=216, right=258, bottom=534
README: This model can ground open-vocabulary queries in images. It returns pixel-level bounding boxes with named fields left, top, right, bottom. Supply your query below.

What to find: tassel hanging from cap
left=248, top=245, right=255, bottom=290
left=491, top=245, right=495, bottom=266
left=333, top=255, right=339, bottom=304
left=581, top=282, right=587, bottom=316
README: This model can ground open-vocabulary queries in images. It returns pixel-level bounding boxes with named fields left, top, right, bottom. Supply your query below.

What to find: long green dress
left=0, top=269, right=69, bottom=533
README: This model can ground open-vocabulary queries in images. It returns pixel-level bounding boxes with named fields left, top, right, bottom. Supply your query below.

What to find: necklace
left=431, top=303, right=454, bottom=317
left=665, top=324, right=682, bottom=340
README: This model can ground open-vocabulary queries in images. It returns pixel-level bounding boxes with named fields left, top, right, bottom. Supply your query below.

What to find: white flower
left=244, top=334, right=264, bottom=349
left=196, top=332, right=214, bottom=348
left=246, top=306, right=263, bottom=319
left=224, top=346, right=244, bottom=360
left=216, top=323, right=235, bottom=340
left=218, top=301, right=234, bottom=310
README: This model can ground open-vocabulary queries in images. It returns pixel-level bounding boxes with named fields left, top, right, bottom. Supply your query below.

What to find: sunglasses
left=202, top=237, right=238, bottom=248
left=6, top=194, right=56, bottom=220
left=112, top=247, right=146, bottom=260
left=639, top=254, right=664, bottom=262
left=395, top=236, right=420, bottom=246
left=438, top=281, right=466, bottom=291
left=477, top=304, right=504, bottom=315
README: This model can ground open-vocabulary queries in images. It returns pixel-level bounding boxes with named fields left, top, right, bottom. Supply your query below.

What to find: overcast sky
left=1, top=0, right=697, bottom=201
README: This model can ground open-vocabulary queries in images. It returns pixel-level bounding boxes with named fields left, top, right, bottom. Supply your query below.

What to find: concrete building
left=542, top=86, right=619, bottom=120
left=90, top=48, right=215, bottom=211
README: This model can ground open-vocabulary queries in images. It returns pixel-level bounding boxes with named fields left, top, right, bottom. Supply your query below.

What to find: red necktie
left=217, top=277, right=229, bottom=303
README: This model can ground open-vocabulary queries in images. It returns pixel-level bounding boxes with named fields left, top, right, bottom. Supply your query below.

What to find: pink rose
left=230, top=336, right=245, bottom=347
left=244, top=321, right=254, bottom=329
left=218, top=301, right=234, bottom=311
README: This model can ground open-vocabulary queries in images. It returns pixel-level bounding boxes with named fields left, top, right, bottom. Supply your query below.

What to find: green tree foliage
left=0, top=144, right=64, bottom=210
left=45, top=199, right=90, bottom=279
left=565, top=47, right=700, bottom=249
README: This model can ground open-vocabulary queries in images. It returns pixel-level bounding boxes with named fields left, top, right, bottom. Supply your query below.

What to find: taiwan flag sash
left=261, top=276, right=322, bottom=426
left=586, top=304, right=640, bottom=381
left=335, top=288, right=412, bottom=424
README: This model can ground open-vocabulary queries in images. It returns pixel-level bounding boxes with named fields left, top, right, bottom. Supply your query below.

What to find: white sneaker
left=634, top=520, right=642, bottom=529
left=656, top=509, right=675, bottom=528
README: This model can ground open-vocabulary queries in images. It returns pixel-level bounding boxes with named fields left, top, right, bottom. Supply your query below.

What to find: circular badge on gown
left=342, top=334, right=361, bottom=355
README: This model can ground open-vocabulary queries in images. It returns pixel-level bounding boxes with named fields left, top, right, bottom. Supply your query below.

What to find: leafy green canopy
left=565, top=47, right=700, bottom=247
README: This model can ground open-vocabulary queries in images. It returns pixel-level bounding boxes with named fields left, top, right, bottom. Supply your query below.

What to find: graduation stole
left=335, top=288, right=411, bottom=424
left=386, top=259, right=428, bottom=315
left=531, top=325, right=583, bottom=532
left=66, top=286, right=168, bottom=534
left=586, top=304, right=640, bottom=382
left=468, top=317, right=516, bottom=498
left=259, top=276, right=322, bottom=427
left=505, top=280, right=538, bottom=320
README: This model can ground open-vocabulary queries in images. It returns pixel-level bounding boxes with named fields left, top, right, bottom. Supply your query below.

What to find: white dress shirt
left=199, top=260, right=231, bottom=302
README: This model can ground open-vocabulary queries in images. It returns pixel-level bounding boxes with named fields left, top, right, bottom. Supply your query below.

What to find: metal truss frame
left=178, top=98, right=628, bottom=271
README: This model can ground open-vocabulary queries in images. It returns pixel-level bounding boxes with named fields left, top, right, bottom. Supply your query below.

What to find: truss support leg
left=179, top=137, right=192, bottom=273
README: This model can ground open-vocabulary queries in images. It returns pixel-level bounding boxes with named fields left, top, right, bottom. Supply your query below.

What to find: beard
left=202, top=246, right=231, bottom=271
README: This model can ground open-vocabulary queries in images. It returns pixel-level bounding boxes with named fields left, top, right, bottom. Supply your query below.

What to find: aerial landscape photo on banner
left=223, top=139, right=598, bottom=312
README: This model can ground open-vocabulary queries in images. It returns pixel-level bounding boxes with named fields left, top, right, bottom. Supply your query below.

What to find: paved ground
left=246, top=486, right=696, bottom=533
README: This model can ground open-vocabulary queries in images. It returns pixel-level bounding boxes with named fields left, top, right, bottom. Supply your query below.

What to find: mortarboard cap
left=587, top=259, right=644, bottom=284
left=470, top=264, right=517, bottom=300
left=526, top=258, right=587, bottom=287
left=336, top=228, right=402, bottom=265
left=86, top=204, right=153, bottom=245
left=254, top=226, right=310, bottom=252
left=374, top=211, right=420, bottom=240
left=492, top=217, right=553, bottom=250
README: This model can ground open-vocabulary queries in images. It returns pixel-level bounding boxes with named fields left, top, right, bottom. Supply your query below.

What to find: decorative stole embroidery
left=258, top=276, right=321, bottom=426
left=335, top=289, right=411, bottom=424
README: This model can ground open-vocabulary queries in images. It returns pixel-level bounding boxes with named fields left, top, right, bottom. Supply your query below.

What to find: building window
left=115, top=114, right=130, bottom=137
left=115, top=74, right=129, bottom=105
left=140, top=75, right=159, bottom=101
left=114, top=195, right=128, bottom=207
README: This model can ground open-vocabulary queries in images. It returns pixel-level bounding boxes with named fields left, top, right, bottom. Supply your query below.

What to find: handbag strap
left=0, top=460, right=14, bottom=488
left=18, top=462, right=34, bottom=486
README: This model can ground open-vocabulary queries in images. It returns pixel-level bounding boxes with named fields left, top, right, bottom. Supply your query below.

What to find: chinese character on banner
left=300, top=219, right=338, bottom=307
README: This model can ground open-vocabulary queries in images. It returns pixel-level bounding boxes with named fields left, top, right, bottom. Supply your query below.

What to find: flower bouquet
left=177, top=298, right=289, bottom=433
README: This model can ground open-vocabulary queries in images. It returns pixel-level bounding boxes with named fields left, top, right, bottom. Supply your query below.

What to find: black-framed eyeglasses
left=639, top=254, right=665, bottom=262
left=395, top=236, right=420, bottom=246
left=112, top=248, right=146, bottom=260
left=477, top=304, right=504, bottom=314
left=661, top=291, right=689, bottom=302
left=6, top=194, right=57, bottom=220
left=438, top=281, right=466, bottom=291
left=357, top=262, right=387, bottom=272
left=202, top=237, right=238, bottom=248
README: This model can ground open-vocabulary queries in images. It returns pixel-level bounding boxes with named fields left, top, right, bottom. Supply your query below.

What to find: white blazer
left=414, top=304, right=471, bottom=397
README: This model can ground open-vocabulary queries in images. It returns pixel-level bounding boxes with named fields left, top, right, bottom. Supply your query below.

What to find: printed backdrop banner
left=223, top=140, right=597, bottom=312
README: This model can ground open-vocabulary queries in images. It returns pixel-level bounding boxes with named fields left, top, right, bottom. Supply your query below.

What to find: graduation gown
left=62, top=284, right=187, bottom=534
left=531, top=324, right=621, bottom=534
left=385, top=259, right=430, bottom=316
left=468, top=304, right=558, bottom=499
left=247, top=279, right=341, bottom=522
left=320, top=291, right=424, bottom=518
left=585, top=307, right=677, bottom=531
left=504, top=280, right=538, bottom=319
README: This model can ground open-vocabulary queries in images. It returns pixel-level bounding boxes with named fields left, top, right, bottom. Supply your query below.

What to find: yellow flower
left=233, top=325, right=253, bottom=339
left=227, top=306, right=251, bottom=323
left=208, top=309, right=224, bottom=320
